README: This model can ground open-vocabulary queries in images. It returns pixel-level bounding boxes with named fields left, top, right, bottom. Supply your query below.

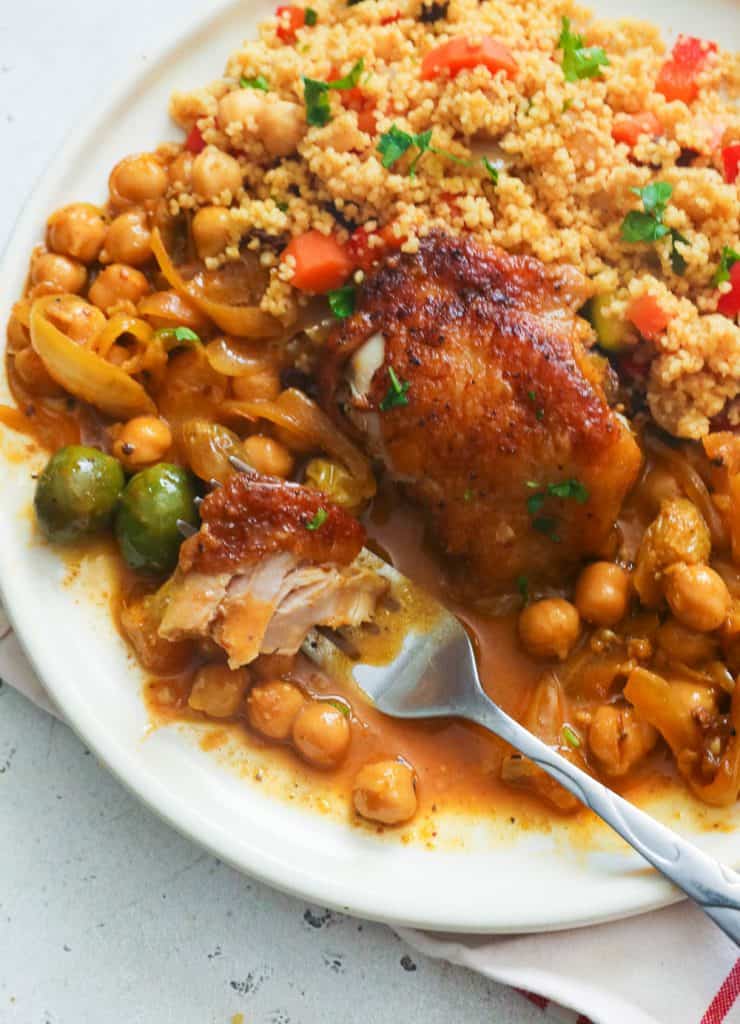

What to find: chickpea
left=663, top=563, right=730, bottom=633
left=13, top=347, right=63, bottom=397
left=30, top=251, right=87, bottom=294
left=46, top=203, right=107, bottom=263
left=109, top=153, right=168, bottom=206
left=246, top=680, right=305, bottom=740
left=188, top=663, right=251, bottom=718
left=588, top=704, right=658, bottom=777
left=217, top=88, right=263, bottom=132
left=258, top=98, right=306, bottom=158
left=656, top=617, right=718, bottom=666
left=352, top=759, right=418, bottom=825
left=168, top=151, right=193, bottom=189
left=45, top=295, right=106, bottom=344
left=217, top=90, right=305, bottom=158
left=101, top=209, right=152, bottom=266
left=242, top=435, right=294, bottom=478
left=518, top=599, right=580, bottom=660
left=292, top=700, right=351, bottom=768
left=252, top=652, right=297, bottom=680
left=191, top=146, right=242, bottom=202
left=231, top=366, right=282, bottom=402
left=89, top=264, right=150, bottom=313
left=575, top=562, right=631, bottom=627
left=192, top=206, right=237, bottom=260
left=112, top=416, right=172, bottom=470
left=634, top=498, right=711, bottom=608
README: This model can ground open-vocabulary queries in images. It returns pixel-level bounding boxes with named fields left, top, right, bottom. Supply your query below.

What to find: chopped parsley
left=517, top=575, right=530, bottom=603
left=377, top=126, right=500, bottom=181
left=326, top=698, right=350, bottom=717
left=463, top=487, right=475, bottom=502
left=240, top=74, right=269, bottom=91
left=482, top=157, right=499, bottom=185
left=379, top=366, right=410, bottom=411
left=154, top=325, right=201, bottom=350
left=306, top=507, right=328, bottom=530
left=557, top=17, right=610, bottom=83
left=304, top=7, right=318, bottom=24
left=526, top=479, right=589, bottom=543
left=327, top=284, right=356, bottom=319
left=377, top=125, right=433, bottom=177
left=562, top=98, right=574, bottom=112
left=620, top=182, right=688, bottom=275
left=303, top=58, right=365, bottom=126
left=714, top=246, right=740, bottom=286
left=273, top=197, right=289, bottom=212
left=532, top=516, right=561, bottom=542
left=526, top=389, right=545, bottom=420
left=562, top=724, right=581, bottom=748
left=548, top=478, right=589, bottom=503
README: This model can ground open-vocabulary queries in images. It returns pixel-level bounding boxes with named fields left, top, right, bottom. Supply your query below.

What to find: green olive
left=115, top=463, right=198, bottom=573
left=34, top=445, right=125, bottom=543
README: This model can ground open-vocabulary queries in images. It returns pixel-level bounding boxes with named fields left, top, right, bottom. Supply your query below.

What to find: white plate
left=1, top=0, right=739, bottom=934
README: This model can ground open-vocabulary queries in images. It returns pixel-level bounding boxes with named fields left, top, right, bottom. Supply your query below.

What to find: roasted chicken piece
left=157, top=472, right=386, bottom=667
left=321, top=232, right=642, bottom=589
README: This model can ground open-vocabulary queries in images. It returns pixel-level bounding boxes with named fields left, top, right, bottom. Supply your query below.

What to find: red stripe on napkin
left=700, top=959, right=740, bottom=1024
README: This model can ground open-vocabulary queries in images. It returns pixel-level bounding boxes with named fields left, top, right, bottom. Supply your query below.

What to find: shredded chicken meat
left=157, top=472, right=386, bottom=667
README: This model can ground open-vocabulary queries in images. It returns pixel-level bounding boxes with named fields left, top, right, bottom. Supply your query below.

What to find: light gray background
left=0, top=3, right=540, bottom=1021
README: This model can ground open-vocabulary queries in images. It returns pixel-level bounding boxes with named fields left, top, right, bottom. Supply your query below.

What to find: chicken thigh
left=320, top=232, right=641, bottom=590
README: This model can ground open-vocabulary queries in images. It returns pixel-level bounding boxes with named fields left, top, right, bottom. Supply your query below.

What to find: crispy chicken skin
left=158, top=472, right=386, bottom=667
left=321, top=232, right=642, bottom=588
left=179, top=472, right=365, bottom=573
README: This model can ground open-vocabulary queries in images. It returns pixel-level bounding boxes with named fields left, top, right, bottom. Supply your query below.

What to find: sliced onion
left=204, top=336, right=271, bottom=377
left=30, top=296, right=156, bottom=419
left=137, top=289, right=211, bottom=331
left=151, top=228, right=282, bottom=339
left=222, top=388, right=376, bottom=500
left=93, top=314, right=153, bottom=358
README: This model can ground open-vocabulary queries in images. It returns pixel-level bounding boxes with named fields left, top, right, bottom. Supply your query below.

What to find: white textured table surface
left=0, top=4, right=541, bottom=1021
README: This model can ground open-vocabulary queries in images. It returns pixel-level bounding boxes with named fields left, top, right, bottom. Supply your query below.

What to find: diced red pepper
left=421, top=36, right=518, bottom=81
left=656, top=35, right=717, bottom=104
left=184, top=124, right=206, bottom=154
left=356, top=107, right=378, bottom=134
left=722, top=143, right=740, bottom=184
left=378, top=223, right=406, bottom=249
left=718, top=262, right=740, bottom=319
left=346, top=227, right=382, bottom=272
left=282, top=231, right=353, bottom=292
left=330, top=65, right=377, bottom=135
left=611, top=111, right=663, bottom=147
left=672, top=34, right=718, bottom=68
left=276, top=5, right=306, bottom=43
left=346, top=224, right=405, bottom=271
left=627, top=295, right=671, bottom=340
left=380, top=11, right=402, bottom=24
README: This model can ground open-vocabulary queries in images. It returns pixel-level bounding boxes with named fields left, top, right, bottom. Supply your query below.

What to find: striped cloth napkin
left=1, top=604, right=737, bottom=1024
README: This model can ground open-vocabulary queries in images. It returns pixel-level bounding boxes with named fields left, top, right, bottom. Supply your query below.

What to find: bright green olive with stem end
left=115, top=463, right=198, bottom=573
left=34, top=445, right=125, bottom=543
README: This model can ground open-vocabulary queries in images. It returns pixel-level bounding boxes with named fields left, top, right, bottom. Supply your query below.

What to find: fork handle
left=468, top=694, right=740, bottom=947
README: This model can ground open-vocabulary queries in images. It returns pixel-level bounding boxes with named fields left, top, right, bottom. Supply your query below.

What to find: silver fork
left=303, top=549, right=740, bottom=946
